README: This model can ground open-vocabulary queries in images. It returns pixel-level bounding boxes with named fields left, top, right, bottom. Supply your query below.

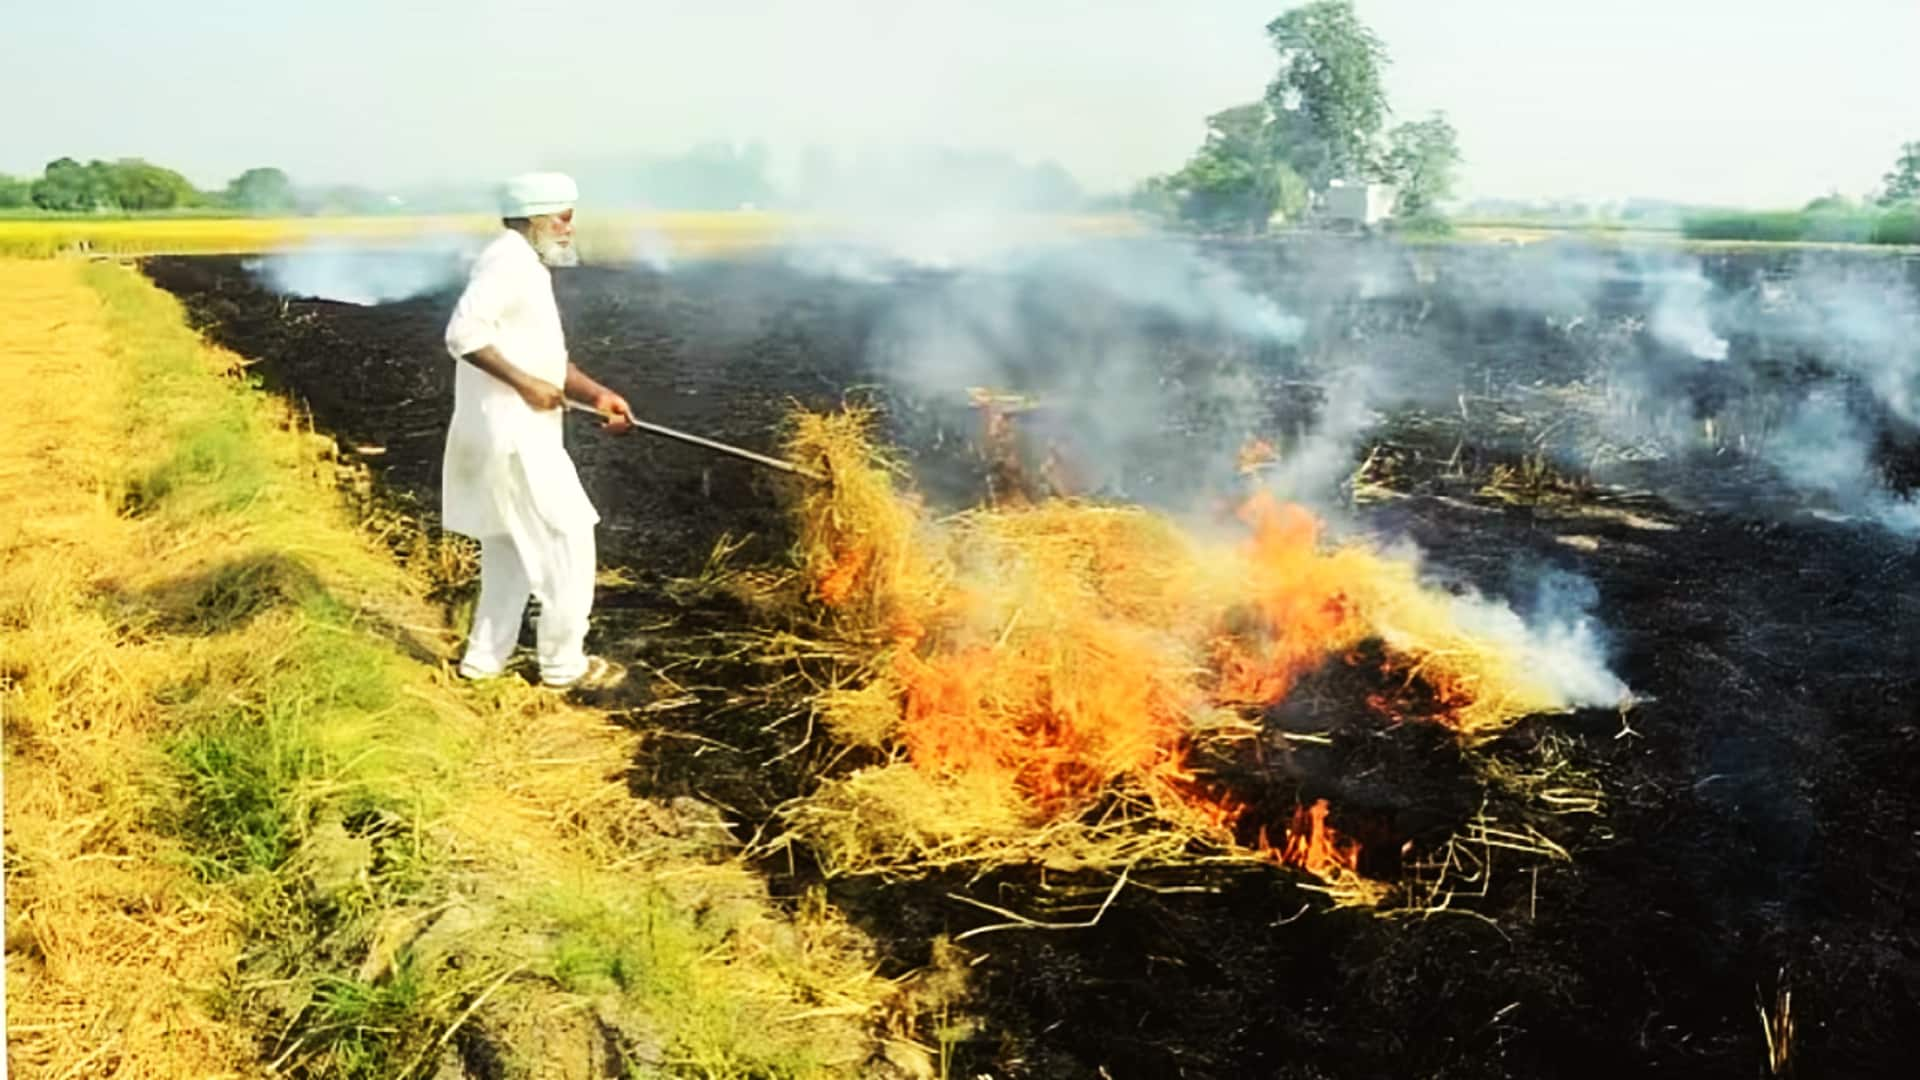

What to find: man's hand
left=516, top=376, right=565, bottom=412
left=593, top=390, right=635, bottom=432
left=563, top=362, right=632, bottom=431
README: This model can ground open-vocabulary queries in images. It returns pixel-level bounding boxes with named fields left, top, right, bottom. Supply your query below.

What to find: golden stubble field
left=0, top=212, right=1142, bottom=260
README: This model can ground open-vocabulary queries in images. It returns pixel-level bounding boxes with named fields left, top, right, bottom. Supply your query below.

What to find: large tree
left=30, top=158, right=107, bottom=211
left=107, top=159, right=200, bottom=210
left=1881, top=141, right=1920, bottom=206
left=1263, top=0, right=1391, bottom=188
left=1148, top=2, right=1462, bottom=231
left=1382, top=112, right=1462, bottom=220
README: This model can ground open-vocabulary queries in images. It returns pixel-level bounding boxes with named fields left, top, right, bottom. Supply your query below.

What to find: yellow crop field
left=0, top=211, right=802, bottom=259
left=0, top=211, right=1139, bottom=260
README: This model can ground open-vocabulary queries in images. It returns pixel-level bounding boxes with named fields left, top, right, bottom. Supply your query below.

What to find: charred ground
left=145, top=240, right=1919, bottom=1078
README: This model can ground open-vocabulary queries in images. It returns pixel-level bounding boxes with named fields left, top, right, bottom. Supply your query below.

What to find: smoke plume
left=247, top=237, right=478, bottom=305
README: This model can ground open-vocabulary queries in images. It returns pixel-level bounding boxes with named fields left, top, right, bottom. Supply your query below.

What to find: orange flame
left=1212, top=492, right=1367, bottom=706
left=813, top=544, right=871, bottom=607
left=794, top=418, right=1567, bottom=887
left=894, top=624, right=1195, bottom=812
left=1270, top=799, right=1363, bottom=878
left=1236, top=436, right=1279, bottom=475
left=850, top=489, right=1384, bottom=882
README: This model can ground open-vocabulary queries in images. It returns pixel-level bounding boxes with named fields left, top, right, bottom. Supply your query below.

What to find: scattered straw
left=817, top=676, right=904, bottom=749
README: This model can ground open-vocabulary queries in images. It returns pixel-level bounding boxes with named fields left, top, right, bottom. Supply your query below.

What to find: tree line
left=0, top=159, right=302, bottom=213
left=0, top=146, right=1088, bottom=217
left=1137, top=0, right=1461, bottom=233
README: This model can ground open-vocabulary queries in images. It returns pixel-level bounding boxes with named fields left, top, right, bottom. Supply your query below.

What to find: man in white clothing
left=443, top=172, right=633, bottom=689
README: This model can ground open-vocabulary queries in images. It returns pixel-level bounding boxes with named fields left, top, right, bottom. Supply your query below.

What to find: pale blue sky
left=3, top=0, right=1915, bottom=206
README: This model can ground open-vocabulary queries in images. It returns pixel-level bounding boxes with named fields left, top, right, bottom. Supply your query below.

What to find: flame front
left=786, top=411, right=1576, bottom=890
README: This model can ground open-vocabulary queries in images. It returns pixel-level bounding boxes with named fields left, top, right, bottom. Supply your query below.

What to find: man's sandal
left=543, top=655, right=627, bottom=691
left=457, top=661, right=509, bottom=682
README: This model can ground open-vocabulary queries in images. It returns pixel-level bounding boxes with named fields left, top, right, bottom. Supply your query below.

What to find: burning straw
left=784, top=407, right=943, bottom=627
left=777, top=408, right=1603, bottom=901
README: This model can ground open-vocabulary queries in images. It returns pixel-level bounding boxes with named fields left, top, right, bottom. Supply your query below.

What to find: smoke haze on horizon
left=3, top=0, right=1916, bottom=209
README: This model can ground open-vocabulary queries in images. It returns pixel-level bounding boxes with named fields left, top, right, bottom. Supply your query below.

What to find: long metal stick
left=565, top=399, right=826, bottom=482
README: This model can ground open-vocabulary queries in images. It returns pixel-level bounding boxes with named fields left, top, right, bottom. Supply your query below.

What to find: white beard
left=531, top=232, right=578, bottom=268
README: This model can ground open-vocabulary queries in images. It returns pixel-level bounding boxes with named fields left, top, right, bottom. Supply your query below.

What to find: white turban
left=500, top=172, right=578, bottom=218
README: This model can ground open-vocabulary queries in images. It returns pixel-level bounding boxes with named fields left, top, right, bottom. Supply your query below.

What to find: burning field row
left=764, top=407, right=1621, bottom=905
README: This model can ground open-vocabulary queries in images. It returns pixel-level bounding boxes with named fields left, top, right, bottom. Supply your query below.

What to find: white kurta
left=443, top=229, right=599, bottom=683
left=442, top=229, right=599, bottom=547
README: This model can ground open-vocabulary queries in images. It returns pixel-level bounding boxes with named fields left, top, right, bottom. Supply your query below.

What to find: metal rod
left=565, top=399, right=826, bottom=482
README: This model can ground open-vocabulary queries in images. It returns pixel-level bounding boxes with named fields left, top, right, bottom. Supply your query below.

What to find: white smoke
left=1645, top=259, right=1729, bottom=361
left=1036, top=237, right=1306, bottom=343
left=1768, top=390, right=1872, bottom=496
left=870, top=238, right=1304, bottom=498
left=1773, top=261, right=1920, bottom=426
left=1261, top=369, right=1381, bottom=504
left=780, top=207, right=1914, bottom=539
left=1765, top=389, right=1920, bottom=534
left=1283, top=241, right=1916, bottom=534
left=784, top=242, right=898, bottom=284
left=247, top=236, right=480, bottom=305
left=785, top=211, right=1063, bottom=282
left=1445, top=569, right=1631, bottom=710
left=627, top=222, right=675, bottom=273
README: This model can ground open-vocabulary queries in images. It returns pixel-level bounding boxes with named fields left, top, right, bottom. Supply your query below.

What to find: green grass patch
left=86, top=264, right=273, bottom=519
left=531, top=884, right=870, bottom=1077
left=123, top=405, right=270, bottom=516
left=171, top=717, right=313, bottom=877
left=161, top=592, right=451, bottom=881
left=295, top=962, right=439, bottom=1080
left=1682, top=206, right=1920, bottom=245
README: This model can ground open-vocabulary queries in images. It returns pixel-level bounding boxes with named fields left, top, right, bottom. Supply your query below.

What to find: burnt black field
left=145, top=237, right=1920, bottom=1079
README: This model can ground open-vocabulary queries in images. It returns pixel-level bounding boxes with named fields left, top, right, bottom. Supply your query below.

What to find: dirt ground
left=145, top=241, right=1920, bottom=1079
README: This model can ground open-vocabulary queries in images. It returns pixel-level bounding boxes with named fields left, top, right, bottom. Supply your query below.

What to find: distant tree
left=1206, top=101, right=1275, bottom=161
left=28, top=157, right=199, bottom=211
left=1381, top=112, right=1462, bottom=221
left=1803, top=193, right=1855, bottom=213
left=1159, top=102, right=1308, bottom=231
left=30, top=157, right=104, bottom=211
left=1263, top=0, right=1391, bottom=188
left=1170, top=150, right=1270, bottom=229
left=0, top=173, right=30, bottom=209
left=223, top=167, right=296, bottom=212
left=1129, top=175, right=1180, bottom=218
left=1880, top=141, right=1920, bottom=206
left=107, top=158, right=200, bottom=210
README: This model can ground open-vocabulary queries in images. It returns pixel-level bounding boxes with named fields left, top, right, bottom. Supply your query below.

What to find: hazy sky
left=4, top=0, right=1916, bottom=207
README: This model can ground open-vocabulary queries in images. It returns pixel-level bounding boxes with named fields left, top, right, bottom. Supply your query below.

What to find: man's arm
left=447, top=257, right=564, bottom=411
left=565, top=362, right=634, bottom=431
left=462, top=345, right=564, bottom=411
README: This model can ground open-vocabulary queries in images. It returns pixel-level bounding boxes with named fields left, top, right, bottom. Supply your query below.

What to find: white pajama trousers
left=458, top=524, right=596, bottom=685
